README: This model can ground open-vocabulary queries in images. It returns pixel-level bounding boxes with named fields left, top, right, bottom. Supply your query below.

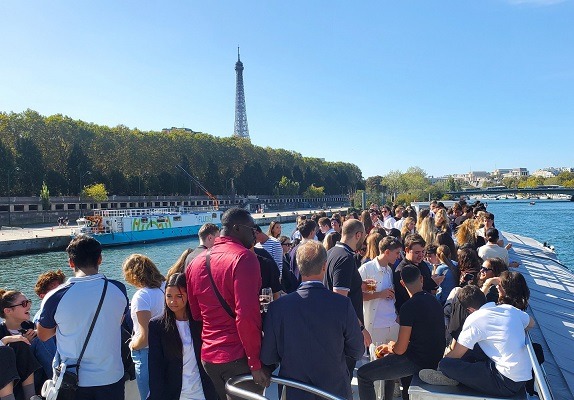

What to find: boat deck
left=503, top=231, right=574, bottom=400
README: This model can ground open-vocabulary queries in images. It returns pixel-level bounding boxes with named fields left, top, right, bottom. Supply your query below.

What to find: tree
left=276, top=176, right=300, bottom=196
left=82, top=183, right=109, bottom=202
left=303, top=184, right=325, bottom=198
left=40, top=181, right=50, bottom=210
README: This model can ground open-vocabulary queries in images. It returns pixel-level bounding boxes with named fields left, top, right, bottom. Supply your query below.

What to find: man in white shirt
left=419, top=285, right=534, bottom=397
left=477, top=228, right=509, bottom=266
left=358, top=236, right=403, bottom=400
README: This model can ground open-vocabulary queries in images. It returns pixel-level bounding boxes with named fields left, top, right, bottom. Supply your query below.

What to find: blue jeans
left=357, top=354, right=420, bottom=400
left=31, top=336, right=57, bottom=378
left=131, top=348, right=149, bottom=400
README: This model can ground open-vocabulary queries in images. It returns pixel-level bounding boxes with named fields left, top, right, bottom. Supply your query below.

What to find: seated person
left=357, top=265, right=445, bottom=400
left=0, top=289, right=42, bottom=400
left=419, top=281, right=534, bottom=398
left=32, top=270, right=66, bottom=380
left=1, top=346, right=20, bottom=400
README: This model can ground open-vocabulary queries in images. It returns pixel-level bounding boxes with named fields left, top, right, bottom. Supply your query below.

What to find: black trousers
left=202, top=358, right=264, bottom=400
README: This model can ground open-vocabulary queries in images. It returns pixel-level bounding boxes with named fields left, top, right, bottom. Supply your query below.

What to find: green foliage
left=276, top=176, right=300, bottom=196
left=0, top=110, right=363, bottom=196
left=83, top=183, right=108, bottom=202
left=40, top=181, right=50, bottom=209
left=303, top=184, right=325, bottom=198
left=518, top=176, right=545, bottom=188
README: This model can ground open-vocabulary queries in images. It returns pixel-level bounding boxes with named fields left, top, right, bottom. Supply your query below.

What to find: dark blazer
left=260, top=282, right=364, bottom=400
left=148, top=317, right=217, bottom=400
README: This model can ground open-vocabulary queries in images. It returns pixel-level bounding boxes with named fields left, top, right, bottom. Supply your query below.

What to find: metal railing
left=225, top=374, right=346, bottom=400
left=526, top=333, right=553, bottom=400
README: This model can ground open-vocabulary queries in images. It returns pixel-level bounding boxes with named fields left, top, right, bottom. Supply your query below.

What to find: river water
left=1, top=200, right=572, bottom=315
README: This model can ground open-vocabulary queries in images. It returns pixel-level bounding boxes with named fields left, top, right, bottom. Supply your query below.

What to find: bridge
left=447, top=187, right=574, bottom=199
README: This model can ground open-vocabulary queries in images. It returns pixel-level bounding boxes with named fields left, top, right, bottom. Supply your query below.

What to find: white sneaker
left=419, top=369, right=459, bottom=386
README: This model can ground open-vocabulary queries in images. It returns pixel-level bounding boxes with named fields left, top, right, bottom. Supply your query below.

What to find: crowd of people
left=0, top=200, right=539, bottom=400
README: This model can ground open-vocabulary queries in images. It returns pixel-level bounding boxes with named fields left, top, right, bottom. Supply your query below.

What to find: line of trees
left=0, top=110, right=363, bottom=198
left=353, top=167, right=463, bottom=206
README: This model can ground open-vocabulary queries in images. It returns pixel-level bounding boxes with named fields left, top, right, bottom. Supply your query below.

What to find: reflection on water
left=0, top=222, right=297, bottom=315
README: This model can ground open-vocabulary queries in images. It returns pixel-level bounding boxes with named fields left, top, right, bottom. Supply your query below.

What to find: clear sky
left=1, top=0, right=573, bottom=179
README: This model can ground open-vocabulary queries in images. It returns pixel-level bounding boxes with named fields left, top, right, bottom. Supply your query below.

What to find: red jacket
left=187, top=236, right=263, bottom=370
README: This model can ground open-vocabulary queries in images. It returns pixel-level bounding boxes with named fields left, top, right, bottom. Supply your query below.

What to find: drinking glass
left=260, top=287, right=272, bottom=313
left=365, top=275, right=377, bottom=293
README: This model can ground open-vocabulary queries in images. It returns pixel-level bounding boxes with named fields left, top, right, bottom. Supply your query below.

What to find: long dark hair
left=159, top=273, right=189, bottom=360
left=499, top=271, right=530, bottom=311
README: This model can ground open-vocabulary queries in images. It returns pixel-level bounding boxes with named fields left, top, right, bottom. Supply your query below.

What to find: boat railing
left=225, top=374, right=345, bottom=400
left=527, top=333, right=553, bottom=400
left=92, top=207, right=218, bottom=218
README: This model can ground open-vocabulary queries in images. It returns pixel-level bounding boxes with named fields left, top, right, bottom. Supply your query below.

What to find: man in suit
left=261, top=241, right=364, bottom=400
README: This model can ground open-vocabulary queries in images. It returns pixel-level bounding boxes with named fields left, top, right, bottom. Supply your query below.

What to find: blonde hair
left=417, top=216, right=436, bottom=247
left=363, top=233, right=384, bottom=261
left=455, top=219, right=478, bottom=248
left=401, top=217, right=416, bottom=240
left=122, top=254, right=165, bottom=289
left=434, top=209, right=449, bottom=232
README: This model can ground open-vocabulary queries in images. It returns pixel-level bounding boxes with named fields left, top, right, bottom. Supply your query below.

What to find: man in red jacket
left=187, top=208, right=270, bottom=399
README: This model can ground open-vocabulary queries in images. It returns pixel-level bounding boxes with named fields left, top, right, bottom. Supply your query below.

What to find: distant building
left=492, top=168, right=529, bottom=179
left=162, top=127, right=195, bottom=134
left=532, top=168, right=558, bottom=178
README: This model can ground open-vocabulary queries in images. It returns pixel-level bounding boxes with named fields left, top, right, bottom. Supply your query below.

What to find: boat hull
left=88, top=225, right=205, bottom=246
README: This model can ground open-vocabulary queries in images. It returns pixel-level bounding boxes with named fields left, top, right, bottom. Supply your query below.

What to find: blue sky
left=1, top=0, right=573, bottom=179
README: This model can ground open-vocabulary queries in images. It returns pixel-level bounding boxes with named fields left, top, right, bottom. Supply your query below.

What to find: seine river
left=1, top=200, right=572, bottom=315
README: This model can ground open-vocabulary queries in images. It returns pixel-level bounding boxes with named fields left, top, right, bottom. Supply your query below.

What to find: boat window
left=141, top=217, right=148, bottom=223
left=174, top=216, right=182, bottom=222
left=157, top=217, right=167, bottom=223
left=212, top=213, right=218, bottom=219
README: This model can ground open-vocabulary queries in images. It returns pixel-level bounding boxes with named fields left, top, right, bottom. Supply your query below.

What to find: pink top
left=187, top=236, right=263, bottom=370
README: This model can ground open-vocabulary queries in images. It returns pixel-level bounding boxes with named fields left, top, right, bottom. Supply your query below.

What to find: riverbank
left=0, top=207, right=347, bottom=257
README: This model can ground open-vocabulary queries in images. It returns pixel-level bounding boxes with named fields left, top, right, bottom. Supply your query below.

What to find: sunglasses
left=8, top=299, right=32, bottom=309
left=235, top=224, right=257, bottom=234
left=480, top=267, right=493, bottom=272
left=281, top=242, right=292, bottom=247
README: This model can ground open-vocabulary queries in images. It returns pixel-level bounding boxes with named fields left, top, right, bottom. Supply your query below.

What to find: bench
left=408, top=375, right=527, bottom=400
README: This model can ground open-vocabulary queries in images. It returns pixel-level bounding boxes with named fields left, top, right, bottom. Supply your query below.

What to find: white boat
left=72, top=207, right=222, bottom=246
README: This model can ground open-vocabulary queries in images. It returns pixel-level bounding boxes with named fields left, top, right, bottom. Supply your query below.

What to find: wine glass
left=260, top=287, right=272, bottom=313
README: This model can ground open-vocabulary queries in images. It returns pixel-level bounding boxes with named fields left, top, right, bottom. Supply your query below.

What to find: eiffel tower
left=233, top=47, right=250, bottom=139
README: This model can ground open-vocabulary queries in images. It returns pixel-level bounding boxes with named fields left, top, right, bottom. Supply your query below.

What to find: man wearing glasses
left=186, top=208, right=270, bottom=399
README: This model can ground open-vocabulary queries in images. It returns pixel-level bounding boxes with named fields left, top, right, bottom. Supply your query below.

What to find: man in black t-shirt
left=357, top=265, right=445, bottom=400
left=393, top=234, right=440, bottom=313
left=324, top=219, right=371, bottom=380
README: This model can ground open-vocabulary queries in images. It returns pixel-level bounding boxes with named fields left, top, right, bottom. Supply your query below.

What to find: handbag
left=42, top=278, right=108, bottom=400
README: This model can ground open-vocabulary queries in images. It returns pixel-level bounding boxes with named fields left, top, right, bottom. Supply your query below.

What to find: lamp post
left=6, top=167, right=20, bottom=227
left=79, top=171, right=91, bottom=217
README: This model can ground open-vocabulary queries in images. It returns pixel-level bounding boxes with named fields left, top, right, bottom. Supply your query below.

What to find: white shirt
left=458, top=303, right=531, bottom=382
left=383, top=216, right=396, bottom=231
left=477, top=243, right=509, bottom=265
left=176, top=320, right=205, bottom=400
left=358, top=259, right=397, bottom=330
left=131, top=282, right=166, bottom=347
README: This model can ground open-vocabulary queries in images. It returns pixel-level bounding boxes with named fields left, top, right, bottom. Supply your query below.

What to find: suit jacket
left=260, top=282, right=364, bottom=400
left=148, top=317, right=217, bottom=400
